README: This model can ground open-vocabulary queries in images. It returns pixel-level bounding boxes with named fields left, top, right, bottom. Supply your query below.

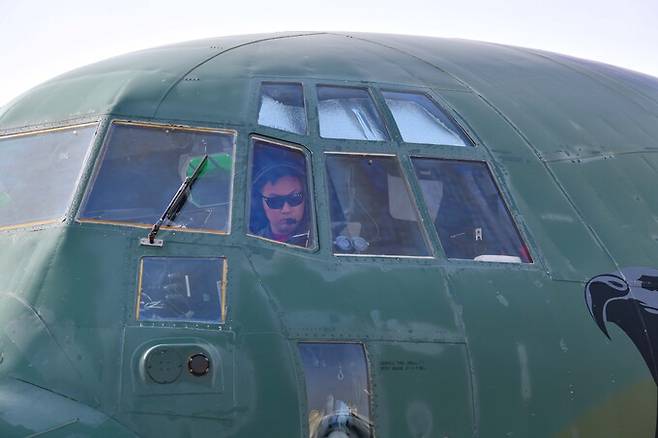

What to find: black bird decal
left=585, top=267, right=658, bottom=436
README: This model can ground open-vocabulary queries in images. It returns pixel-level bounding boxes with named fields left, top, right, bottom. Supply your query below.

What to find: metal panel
left=369, top=341, right=474, bottom=437
left=0, top=34, right=304, bottom=130
left=446, top=267, right=654, bottom=437
left=363, top=33, right=658, bottom=159
left=439, top=90, right=615, bottom=281
left=247, top=251, right=465, bottom=343
left=549, top=153, right=658, bottom=268
left=0, top=379, right=137, bottom=437
left=156, top=33, right=467, bottom=124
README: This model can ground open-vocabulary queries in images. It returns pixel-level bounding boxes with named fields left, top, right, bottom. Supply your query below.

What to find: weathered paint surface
left=1, top=32, right=658, bottom=437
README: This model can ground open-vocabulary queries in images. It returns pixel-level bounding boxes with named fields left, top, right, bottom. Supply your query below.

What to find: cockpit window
left=0, top=124, right=96, bottom=229
left=326, top=153, right=430, bottom=257
left=137, top=257, right=226, bottom=323
left=80, top=122, right=235, bottom=233
left=248, top=137, right=313, bottom=248
left=382, top=90, right=472, bottom=146
left=258, top=82, right=307, bottom=134
left=411, top=158, right=532, bottom=263
left=317, top=86, right=388, bottom=141
left=298, top=343, right=373, bottom=438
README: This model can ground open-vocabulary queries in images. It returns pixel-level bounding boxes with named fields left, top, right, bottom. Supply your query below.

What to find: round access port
left=188, top=353, right=210, bottom=376
left=145, top=348, right=183, bottom=384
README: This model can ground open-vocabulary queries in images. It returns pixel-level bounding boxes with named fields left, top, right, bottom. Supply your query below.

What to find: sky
left=1, top=0, right=657, bottom=108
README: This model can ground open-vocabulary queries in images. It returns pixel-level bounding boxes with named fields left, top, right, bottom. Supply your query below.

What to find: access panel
left=369, top=341, right=474, bottom=437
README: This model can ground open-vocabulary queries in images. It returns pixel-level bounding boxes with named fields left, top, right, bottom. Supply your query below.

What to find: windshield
left=0, top=124, right=96, bottom=229
left=317, top=86, right=388, bottom=141
left=79, top=122, right=235, bottom=233
left=258, top=82, right=307, bottom=134
left=326, top=153, right=430, bottom=257
left=382, top=90, right=472, bottom=146
left=412, top=158, right=532, bottom=263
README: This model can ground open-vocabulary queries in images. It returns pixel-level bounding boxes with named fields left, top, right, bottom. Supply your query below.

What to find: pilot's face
left=261, top=175, right=305, bottom=238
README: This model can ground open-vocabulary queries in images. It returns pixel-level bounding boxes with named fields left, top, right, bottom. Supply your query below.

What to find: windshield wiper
left=141, top=154, right=208, bottom=247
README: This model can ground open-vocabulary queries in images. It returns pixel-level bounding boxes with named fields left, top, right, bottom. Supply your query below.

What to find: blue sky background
left=1, top=0, right=657, bottom=107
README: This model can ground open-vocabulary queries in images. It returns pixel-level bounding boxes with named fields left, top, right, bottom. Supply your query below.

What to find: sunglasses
left=262, top=191, right=304, bottom=209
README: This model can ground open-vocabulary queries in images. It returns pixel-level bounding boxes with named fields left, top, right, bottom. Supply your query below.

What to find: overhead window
left=136, top=257, right=227, bottom=323
left=411, top=158, right=531, bottom=263
left=248, top=137, right=313, bottom=248
left=382, top=90, right=472, bottom=146
left=0, top=123, right=96, bottom=229
left=317, top=86, right=388, bottom=141
left=258, top=82, right=307, bottom=134
left=79, top=122, right=235, bottom=233
left=326, top=153, right=429, bottom=257
left=298, top=343, right=373, bottom=438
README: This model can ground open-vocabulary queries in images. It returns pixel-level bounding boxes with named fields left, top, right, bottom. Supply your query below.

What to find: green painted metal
left=1, top=32, right=658, bottom=437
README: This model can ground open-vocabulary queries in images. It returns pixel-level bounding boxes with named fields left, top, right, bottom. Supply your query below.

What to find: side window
left=326, top=153, right=430, bottom=257
left=80, top=122, right=235, bottom=233
left=0, top=124, right=96, bottom=229
left=317, top=86, right=388, bottom=141
left=411, top=158, right=532, bottom=263
left=298, top=343, right=373, bottom=438
left=258, top=82, right=307, bottom=134
left=382, top=90, right=472, bottom=146
left=248, top=137, right=313, bottom=248
left=137, top=257, right=227, bottom=323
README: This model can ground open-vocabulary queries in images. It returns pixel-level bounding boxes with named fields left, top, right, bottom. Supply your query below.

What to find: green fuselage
left=1, top=32, right=658, bottom=437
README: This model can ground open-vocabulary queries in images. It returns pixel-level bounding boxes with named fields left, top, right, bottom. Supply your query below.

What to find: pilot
left=251, top=163, right=310, bottom=247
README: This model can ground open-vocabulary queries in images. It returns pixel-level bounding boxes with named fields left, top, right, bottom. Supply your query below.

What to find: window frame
left=315, top=84, right=391, bottom=142
left=256, top=81, right=309, bottom=135
left=249, top=78, right=536, bottom=266
left=297, top=341, right=374, bottom=438
left=245, top=134, right=318, bottom=251
left=76, top=119, right=237, bottom=236
left=0, top=121, right=99, bottom=232
left=323, top=151, right=434, bottom=259
left=409, top=155, right=534, bottom=264
left=379, top=88, right=476, bottom=147
left=135, top=255, right=229, bottom=324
